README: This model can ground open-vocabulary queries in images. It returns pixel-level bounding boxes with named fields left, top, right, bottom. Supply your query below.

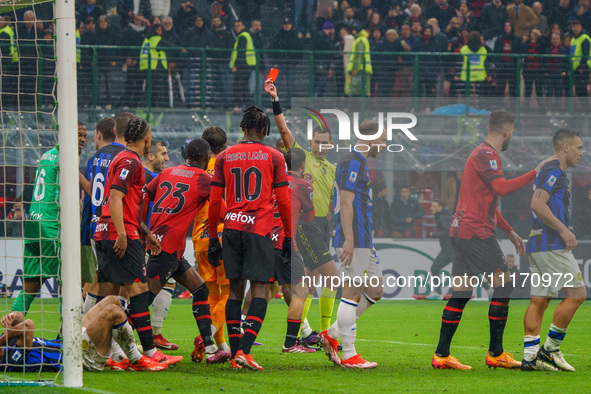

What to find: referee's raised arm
left=264, top=78, right=295, bottom=149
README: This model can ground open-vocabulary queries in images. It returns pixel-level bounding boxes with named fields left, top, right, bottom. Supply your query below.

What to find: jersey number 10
left=230, top=167, right=263, bottom=203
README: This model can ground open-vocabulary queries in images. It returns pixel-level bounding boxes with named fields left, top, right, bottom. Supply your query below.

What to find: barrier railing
left=62, top=46, right=587, bottom=114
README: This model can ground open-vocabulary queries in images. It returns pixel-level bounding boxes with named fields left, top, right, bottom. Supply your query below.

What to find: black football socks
left=435, top=291, right=471, bottom=357
left=192, top=283, right=214, bottom=347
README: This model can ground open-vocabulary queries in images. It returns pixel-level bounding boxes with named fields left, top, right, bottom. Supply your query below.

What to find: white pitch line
left=78, top=387, right=118, bottom=394
left=157, top=337, right=591, bottom=359
left=357, top=338, right=482, bottom=350
left=356, top=339, right=591, bottom=359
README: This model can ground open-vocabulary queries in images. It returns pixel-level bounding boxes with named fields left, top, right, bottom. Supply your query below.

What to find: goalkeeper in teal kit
left=10, top=124, right=88, bottom=317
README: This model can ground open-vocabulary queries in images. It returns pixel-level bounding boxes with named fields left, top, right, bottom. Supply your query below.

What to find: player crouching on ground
left=0, top=296, right=167, bottom=372
left=144, top=139, right=230, bottom=364
left=522, top=129, right=585, bottom=372
left=320, top=120, right=387, bottom=369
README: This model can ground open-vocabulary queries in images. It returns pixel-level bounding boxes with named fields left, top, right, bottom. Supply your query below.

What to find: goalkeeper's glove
left=282, top=236, right=292, bottom=260
left=208, top=238, right=222, bottom=267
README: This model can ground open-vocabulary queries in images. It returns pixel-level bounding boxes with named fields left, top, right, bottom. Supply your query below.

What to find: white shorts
left=527, top=249, right=585, bottom=298
left=82, top=326, right=111, bottom=372
left=90, top=238, right=98, bottom=261
left=335, top=247, right=382, bottom=281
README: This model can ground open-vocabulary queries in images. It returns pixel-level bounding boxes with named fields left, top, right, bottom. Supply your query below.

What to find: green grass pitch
left=2, top=298, right=591, bottom=393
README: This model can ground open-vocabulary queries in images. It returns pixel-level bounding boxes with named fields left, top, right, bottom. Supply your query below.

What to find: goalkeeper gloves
left=208, top=238, right=222, bottom=267
left=282, top=236, right=292, bottom=260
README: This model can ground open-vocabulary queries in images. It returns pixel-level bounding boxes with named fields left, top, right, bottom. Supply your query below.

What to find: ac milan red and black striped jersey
left=211, top=141, right=288, bottom=237
left=95, top=149, right=145, bottom=241
left=145, top=164, right=212, bottom=259
left=271, top=173, right=315, bottom=251
left=451, top=142, right=505, bottom=239
left=289, top=173, right=314, bottom=245
left=272, top=197, right=283, bottom=249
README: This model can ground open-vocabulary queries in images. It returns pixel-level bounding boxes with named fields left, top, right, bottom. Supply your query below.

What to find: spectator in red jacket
left=545, top=32, right=569, bottom=97
left=522, top=27, right=545, bottom=97
left=493, top=21, right=522, bottom=96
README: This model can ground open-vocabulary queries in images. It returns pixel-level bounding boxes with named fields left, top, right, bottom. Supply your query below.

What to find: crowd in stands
left=0, top=0, right=589, bottom=106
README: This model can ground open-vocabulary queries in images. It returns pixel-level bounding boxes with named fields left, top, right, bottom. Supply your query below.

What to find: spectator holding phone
left=6, top=198, right=28, bottom=237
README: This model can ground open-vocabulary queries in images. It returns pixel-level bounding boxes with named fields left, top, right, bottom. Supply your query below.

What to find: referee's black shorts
left=274, top=248, right=306, bottom=286
left=296, top=216, right=333, bottom=270
left=451, top=235, right=508, bottom=277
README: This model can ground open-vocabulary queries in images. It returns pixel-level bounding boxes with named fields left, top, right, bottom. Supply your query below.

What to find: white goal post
left=55, top=0, right=82, bottom=387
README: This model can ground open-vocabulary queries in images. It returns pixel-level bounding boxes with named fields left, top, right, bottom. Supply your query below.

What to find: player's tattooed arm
left=140, top=222, right=150, bottom=236
left=140, top=222, right=162, bottom=255
left=146, top=234, right=161, bottom=255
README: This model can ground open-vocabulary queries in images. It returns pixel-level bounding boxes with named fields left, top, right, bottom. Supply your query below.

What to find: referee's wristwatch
left=270, top=97, right=279, bottom=102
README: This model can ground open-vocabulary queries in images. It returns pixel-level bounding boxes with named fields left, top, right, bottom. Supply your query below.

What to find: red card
left=267, top=68, right=279, bottom=82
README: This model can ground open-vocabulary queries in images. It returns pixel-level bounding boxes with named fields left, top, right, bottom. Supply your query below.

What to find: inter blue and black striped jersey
left=144, top=167, right=158, bottom=184
left=1, top=337, right=62, bottom=372
left=81, top=142, right=125, bottom=244
left=526, top=160, right=570, bottom=253
left=144, top=167, right=159, bottom=229
left=333, top=151, right=373, bottom=248
left=81, top=156, right=94, bottom=246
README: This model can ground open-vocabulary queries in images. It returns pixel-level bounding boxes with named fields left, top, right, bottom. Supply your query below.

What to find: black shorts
left=274, top=248, right=306, bottom=286
left=222, top=229, right=274, bottom=282
left=147, top=251, right=192, bottom=286
left=296, top=217, right=333, bottom=270
left=451, top=236, right=507, bottom=277
left=96, top=238, right=146, bottom=284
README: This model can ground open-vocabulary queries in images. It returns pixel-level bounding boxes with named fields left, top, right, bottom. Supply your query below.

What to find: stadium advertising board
left=3, top=238, right=591, bottom=300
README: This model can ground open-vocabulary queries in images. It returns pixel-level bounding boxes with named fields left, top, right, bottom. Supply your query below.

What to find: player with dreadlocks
left=208, top=106, right=291, bottom=370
